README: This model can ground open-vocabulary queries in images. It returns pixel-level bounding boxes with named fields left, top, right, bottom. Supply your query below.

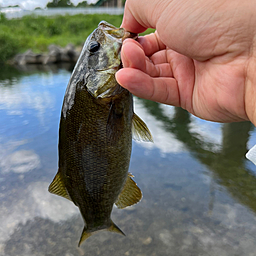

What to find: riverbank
left=0, top=13, right=123, bottom=63
left=11, top=44, right=81, bottom=65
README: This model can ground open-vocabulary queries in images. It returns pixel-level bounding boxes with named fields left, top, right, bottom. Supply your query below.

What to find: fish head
left=85, top=21, right=137, bottom=99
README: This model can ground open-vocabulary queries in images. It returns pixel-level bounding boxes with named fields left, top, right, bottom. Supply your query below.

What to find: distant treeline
left=5, top=1, right=96, bottom=8
left=46, top=0, right=94, bottom=8
left=5, top=0, right=126, bottom=9
left=46, top=0, right=126, bottom=8
left=0, top=13, right=123, bottom=63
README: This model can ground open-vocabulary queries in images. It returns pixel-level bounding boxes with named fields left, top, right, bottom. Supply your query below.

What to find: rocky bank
left=12, top=44, right=81, bottom=65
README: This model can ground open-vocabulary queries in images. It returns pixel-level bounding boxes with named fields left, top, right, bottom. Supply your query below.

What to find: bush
left=0, top=32, right=20, bottom=63
left=0, top=13, right=7, bottom=22
left=0, top=14, right=126, bottom=63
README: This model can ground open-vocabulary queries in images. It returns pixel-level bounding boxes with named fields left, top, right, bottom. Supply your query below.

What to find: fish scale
left=48, top=21, right=153, bottom=246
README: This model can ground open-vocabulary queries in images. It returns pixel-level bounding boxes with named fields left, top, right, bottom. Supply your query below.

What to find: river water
left=1, top=63, right=256, bottom=256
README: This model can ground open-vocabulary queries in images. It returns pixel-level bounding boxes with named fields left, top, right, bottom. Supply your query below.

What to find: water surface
left=1, top=64, right=256, bottom=256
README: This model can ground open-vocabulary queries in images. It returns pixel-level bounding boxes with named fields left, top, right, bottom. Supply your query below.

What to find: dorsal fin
left=132, top=113, right=153, bottom=142
left=48, top=169, right=72, bottom=201
left=115, top=173, right=142, bottom=209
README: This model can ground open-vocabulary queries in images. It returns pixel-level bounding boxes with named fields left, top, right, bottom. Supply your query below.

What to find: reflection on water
left=1, top=64, right=256, bottom=255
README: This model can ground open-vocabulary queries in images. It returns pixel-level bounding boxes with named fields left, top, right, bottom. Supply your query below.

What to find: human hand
left=116, top=0, right=256, bottom=124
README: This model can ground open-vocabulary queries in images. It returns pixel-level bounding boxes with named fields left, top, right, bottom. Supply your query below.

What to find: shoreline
left=10, top=43, right=82, bottom=66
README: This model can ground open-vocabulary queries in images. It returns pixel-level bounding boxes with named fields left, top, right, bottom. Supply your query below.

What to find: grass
left=0, top=13, right=123, bottom=63
left=0, top=13, right=155, bottom=63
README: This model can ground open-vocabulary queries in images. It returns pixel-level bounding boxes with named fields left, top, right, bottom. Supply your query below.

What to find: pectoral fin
left=48, top=169, right=71, bottom=201
left=132, top=113, right=153, bottom=142
left=106, top=101, right=124, bottom=144
left=115, top=173, right=142, bottom=209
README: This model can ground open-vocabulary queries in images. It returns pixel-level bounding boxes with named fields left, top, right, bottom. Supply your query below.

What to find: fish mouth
left=122, top=31, right=138, bottom=41
left=98, top=21, right=138, bottom=42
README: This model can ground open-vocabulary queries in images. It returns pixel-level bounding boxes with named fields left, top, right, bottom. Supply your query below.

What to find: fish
left=48, top=21, right=153, bottom=246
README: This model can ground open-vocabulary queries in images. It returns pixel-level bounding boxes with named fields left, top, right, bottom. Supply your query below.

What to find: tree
left=76, top=1, right=89, bottom=7
left=47, top=0, right=74, bottom=8
left=7, top=5, right=20, bottom=8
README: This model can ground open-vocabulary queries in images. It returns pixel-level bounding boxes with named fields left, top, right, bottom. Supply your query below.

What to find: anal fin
left=48, top=169, right=71, bottom=201
left=115, top=173, right=142, bottom=209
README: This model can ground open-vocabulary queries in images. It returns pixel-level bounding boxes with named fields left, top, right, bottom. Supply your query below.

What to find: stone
left=12, top=44, right=80, bottom=65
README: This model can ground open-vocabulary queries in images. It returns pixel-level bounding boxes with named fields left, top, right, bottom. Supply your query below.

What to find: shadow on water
left=0, top=63, right=75, bottom=86
left=139, top=99, right=256, bottom=213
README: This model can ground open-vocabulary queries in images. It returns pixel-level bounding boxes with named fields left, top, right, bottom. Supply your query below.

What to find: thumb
left=121, top=0, right=164, bottom=33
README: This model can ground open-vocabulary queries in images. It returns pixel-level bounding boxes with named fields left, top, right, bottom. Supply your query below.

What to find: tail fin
left=107, top=220, right=125, bottom=236
left=78, top=227, right=92, bottom=247
left=78, top=220, right=125, bottom=246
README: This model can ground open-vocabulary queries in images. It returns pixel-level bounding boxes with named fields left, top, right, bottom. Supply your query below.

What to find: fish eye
left=88, top=41, right=100, bottom=53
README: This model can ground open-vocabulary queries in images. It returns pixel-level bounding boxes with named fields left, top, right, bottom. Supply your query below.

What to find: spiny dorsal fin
left=115, top=173, right=142, bottom=209
left=48, top=169, right=72, bottom=201
left=132, top=113, right=153, bottom=142
left=78, top=227, right=92, bottom=247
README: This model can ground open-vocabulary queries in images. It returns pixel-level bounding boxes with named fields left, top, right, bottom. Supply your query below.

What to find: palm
left=116, top=36, right=248, bottom=122
left=189, top=57, right=247, bottom=122
left=116, top=0, right=256, bottom=123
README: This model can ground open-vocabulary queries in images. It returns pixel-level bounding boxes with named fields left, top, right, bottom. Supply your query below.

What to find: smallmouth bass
left=48, top=21, right=153, bottom=246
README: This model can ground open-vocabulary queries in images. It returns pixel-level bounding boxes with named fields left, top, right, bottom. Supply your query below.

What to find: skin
left=115, top=0, right=256, bottom=125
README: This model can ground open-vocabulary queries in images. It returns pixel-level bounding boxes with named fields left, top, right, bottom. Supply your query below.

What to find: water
left=1, top=63, right=256, bottom=256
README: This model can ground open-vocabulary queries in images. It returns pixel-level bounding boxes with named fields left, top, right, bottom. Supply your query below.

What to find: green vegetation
left=0, top=13, right=123, bottom=63
left=47, top=0, right=74, bottom=8
left=46, top=0, right=92, bottom=7
left=76, top=1, right=90, bottom=7
left=0, top=12, right=155, bottom=63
